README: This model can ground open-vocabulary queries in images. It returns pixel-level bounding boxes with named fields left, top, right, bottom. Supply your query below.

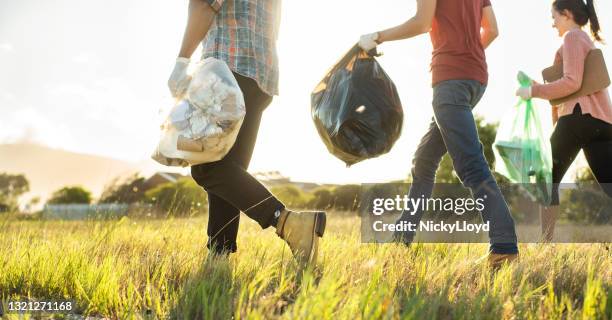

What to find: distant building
left=252, top=171, right=329, bottom=192
left=142, top=172, right=186, bottom=190
left=252, top=171, right=291, bottom=185
left=143, top=170, right=330, bottom=193
left=292, top=181, right=324, bottom=192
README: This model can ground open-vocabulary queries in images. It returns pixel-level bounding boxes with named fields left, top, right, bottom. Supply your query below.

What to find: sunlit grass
left=0, top=215, right=610, bottom=319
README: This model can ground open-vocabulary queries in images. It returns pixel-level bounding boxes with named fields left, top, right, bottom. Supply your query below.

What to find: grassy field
left=0, top=214, right=610, bottom=319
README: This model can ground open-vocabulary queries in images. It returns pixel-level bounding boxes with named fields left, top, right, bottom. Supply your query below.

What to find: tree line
left=2, top=117, right=610, bottom=223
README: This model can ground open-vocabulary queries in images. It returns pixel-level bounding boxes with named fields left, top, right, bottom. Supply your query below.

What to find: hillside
left=0, top=143, right=147, bottom=205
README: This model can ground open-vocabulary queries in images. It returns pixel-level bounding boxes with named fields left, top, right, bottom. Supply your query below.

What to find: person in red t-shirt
left=359, top=0, right=518, bottom=268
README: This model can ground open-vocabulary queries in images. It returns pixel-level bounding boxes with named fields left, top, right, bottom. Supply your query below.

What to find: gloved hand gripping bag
left=152, top=58, right=246, bottom=167
left=311, top=45, right=403, bottom=166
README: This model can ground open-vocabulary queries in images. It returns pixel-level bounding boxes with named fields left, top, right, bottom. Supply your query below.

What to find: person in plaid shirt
left=167, top=0, right=326, bottom=266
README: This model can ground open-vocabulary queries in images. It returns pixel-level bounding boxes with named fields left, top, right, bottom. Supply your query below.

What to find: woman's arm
left=178, top=0, right=219, bottom=59
left=531, top=31, right=588, bottom=100
left=377, top=0, right=437, bottom=43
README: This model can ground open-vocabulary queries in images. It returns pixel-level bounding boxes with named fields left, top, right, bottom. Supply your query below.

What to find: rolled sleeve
left=206, top=0, right=225, bottom=13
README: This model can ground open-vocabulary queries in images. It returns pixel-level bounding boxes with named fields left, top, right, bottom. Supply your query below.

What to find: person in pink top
left=516, top=0, right=612, bottom=241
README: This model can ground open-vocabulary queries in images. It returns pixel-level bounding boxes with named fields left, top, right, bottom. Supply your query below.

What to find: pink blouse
left=531, top=28, right=612, bottom=124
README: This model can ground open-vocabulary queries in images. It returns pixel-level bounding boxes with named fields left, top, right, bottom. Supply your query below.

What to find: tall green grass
left=0, top=215, right=610, bottom=319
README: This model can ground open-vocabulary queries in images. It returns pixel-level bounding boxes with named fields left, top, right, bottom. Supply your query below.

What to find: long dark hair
left=553, top=0, right=603, bottom=42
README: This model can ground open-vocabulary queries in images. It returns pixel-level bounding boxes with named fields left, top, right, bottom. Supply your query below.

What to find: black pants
left=191, top=73, right=285, bottom=253
left=550, top=104, right=612, bottom=205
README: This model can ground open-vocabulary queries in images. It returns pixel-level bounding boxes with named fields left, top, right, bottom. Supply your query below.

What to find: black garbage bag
left=311, top=44, right=403, bottom=166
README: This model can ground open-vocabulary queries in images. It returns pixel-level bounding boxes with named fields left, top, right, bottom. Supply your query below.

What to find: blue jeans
left=396, top=80, right=518, bottom=254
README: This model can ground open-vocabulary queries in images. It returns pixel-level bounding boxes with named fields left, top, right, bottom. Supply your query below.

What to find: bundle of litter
left=152, top=58, right=245, bottom=167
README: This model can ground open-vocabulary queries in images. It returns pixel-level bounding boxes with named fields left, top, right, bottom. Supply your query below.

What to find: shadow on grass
left=168, top=250, right=324, bottom=319
left=169, top=253, right=234, bottom=320
left=271, top=264, right=326, bottom=317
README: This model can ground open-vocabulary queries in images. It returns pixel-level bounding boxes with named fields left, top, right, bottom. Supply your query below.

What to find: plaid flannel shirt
left=203, top=0, right=281, bottom=96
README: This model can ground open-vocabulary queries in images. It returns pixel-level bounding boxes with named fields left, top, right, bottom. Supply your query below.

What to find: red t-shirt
left=429, top=0, right=491, bottom=86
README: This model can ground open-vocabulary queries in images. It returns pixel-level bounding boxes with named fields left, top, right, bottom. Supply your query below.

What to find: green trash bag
left=493, top=72, right=553, bottom=205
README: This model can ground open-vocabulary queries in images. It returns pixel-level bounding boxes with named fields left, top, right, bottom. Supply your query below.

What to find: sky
left=1, top=0, right=611, bottom=184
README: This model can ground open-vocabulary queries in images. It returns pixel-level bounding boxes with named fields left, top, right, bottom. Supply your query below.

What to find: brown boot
left=275, top=209, right=326, bottom=266
left=488, top=253, right=519, bottom=270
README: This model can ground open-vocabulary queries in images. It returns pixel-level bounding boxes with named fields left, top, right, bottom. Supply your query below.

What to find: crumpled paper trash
left=152, top=58, right=246, bottom=167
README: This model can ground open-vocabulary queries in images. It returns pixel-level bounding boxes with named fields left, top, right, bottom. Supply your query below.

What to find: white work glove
left=358, top=32, right=380, bottom=52
left=515, top=86, right=532, bottom=100
left=168, top=57, right=191, bottom=98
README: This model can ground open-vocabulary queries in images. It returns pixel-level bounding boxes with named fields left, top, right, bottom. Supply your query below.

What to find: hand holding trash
left=515, top=71, right=534, bottom=100
left=358, top=32, right=380, bottom=52
left=153, top=58, right=246, bottom=167
left=311, top=44, right=403, bottom=166
left=168, top=57, right=192, bottom=98
left=494, top=71, right=553, bottom=204
left=516, top=87, right=532, bottom=100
